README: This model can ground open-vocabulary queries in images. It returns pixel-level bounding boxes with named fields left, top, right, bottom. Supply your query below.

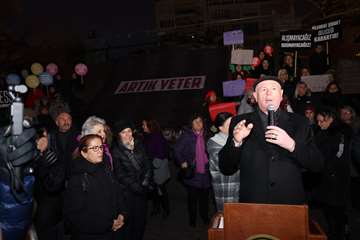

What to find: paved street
left=144, top=161, right=360, bottom=240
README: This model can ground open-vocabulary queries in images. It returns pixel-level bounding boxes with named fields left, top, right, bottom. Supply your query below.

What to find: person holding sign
left=219, top=76, right=323, bottom=204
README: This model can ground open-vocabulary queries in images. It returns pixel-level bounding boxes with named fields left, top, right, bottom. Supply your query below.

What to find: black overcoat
left=219, top=110, right=323, bottom=204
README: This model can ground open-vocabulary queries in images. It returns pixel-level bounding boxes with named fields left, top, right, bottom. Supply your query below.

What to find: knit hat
left=253, top=75, right=283, bottom=90
left=113, top=119, right=133, bottom=134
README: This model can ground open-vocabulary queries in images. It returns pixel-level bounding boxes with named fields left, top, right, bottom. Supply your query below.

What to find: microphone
left=267, top=105, right=276, bottom=126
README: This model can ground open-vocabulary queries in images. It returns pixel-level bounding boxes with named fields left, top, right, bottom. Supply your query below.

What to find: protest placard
left=301, top=74, right=333, bottom=92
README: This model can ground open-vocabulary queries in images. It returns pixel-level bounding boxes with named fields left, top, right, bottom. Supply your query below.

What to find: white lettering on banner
left=314, top=33, right=339, bottom=42
left=318, top=27, right=334, bottom=36
left=114, top=76, right=206, bottom=94
left=312, top=19, right=341, bottom=42
left=312, top=23, right=327, bottom=31
left=0, top=91, right=12, bottom=108
left=281, top=42, right=312, bottom=48
left=312, top=20, right=340, bottom=30
left=328, top=20, right=341, bottom=27
left=281, top=34, right=312, bottom=42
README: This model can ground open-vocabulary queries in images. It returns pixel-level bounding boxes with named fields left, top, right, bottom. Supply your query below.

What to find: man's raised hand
left=233, top=120, right=253, bottom=146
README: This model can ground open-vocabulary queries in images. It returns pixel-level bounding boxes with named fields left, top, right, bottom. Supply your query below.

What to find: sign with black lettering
left=0, top=91, right=12, bottom=108
left=312, top=19, right=342, bottom=43
left=280, top=31, right=312, bottom=49
left=114, top=75, right=206, bottom=94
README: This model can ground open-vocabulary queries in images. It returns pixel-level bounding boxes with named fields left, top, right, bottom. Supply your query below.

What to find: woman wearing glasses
left=64, top=134, right=126, bottom=240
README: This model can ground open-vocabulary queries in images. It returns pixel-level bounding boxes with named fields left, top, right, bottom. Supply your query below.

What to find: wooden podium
left=208, top=203, right=327, bottom=240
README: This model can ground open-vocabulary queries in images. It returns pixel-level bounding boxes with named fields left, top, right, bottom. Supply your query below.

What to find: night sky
left=5, top=0, right=156, bottom=44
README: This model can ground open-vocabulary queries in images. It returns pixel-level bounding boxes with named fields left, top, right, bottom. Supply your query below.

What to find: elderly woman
left=64, top=134, right=126, bottom=240
left=111, top=119, right=152, bottom=240
left=207, top=112, right=239, bottom=212
left=291, top=81, right=315, bottom=115
left=81, top=116, right=113, bottom=170
left=278, top=68, right=296, bottom=99
left=174, top=113, right=211, bottom=227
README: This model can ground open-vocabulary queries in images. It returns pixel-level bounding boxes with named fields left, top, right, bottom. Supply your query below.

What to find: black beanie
left=253, top=75, right=283, bottom=90
left=113, top=119, right=133, bottom=134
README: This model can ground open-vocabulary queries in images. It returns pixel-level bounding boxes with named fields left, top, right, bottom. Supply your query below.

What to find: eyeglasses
left=87, top=145, right=104, bottom=152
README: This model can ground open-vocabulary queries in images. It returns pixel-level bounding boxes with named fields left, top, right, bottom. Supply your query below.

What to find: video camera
left=7, top=84, right=28, bottom=136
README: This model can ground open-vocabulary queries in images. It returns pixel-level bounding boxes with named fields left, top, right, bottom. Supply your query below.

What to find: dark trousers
left=36, top=221, right=64, bottom=240
left=350, top=177, right=360, bottom=210
left=123, top=192, right=147, bottom=240
left=322, top=204, right=347, bottom=240
left=151, top=183, right=170, bottom=216
left=186, top=186, right=209, bottom=226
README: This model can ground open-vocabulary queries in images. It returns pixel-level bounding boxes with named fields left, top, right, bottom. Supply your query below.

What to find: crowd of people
left=0, top=45, right=360, bottom=240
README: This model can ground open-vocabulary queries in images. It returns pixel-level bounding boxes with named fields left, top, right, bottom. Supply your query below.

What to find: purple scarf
left=104, top=144, right=113, bottom=170
left=194, top=130, right=208, bottom=174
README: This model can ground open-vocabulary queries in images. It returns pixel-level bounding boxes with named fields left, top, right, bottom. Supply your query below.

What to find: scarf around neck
left=194, top=130, right=208, bottom=174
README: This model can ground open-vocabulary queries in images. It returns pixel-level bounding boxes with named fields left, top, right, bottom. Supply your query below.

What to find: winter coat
left=313, top=122, right=352, bottom=206
left=219, top=110, right=324, bottom=204
left=48, top=128, right=79, bottom=178
left=34, top=149, right=65, bottom=231
left=64, top=156, right=126, bottom=240
left=207, top=132, right=240, bottom=211
left=111, top=139, right=153, bottom=196
left=143, top=132, right=168, bottom=160
left=174, top=128, right=211, bottom=189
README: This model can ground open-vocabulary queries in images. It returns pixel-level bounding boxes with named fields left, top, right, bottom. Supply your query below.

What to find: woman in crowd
left=313, top=108, right=352, bottom=240
left=259, top=59, right=273, bottom=76
left=304, top=105, right=319, bottom=135
left=81, top=116, right=113, bottom=170
left=322, top=81, right=346, bottom=109
left=64, top=134, right=126, bottom=240
left=300, top=67, right=311, bottom=77
left=207, top=112, right=239, bottom=212
left=278, top=68, right=296, bottom=99
left=142, top=118, right=170, bottom=218
left=111, top=119, right=153, bottom=240
left=174, top=113, right=211, bottom=227
left=339, top=105, right=360, bottom=135
left=282, top=54, right=295, bottom=79
left=291, top=81, right=315, bottom=115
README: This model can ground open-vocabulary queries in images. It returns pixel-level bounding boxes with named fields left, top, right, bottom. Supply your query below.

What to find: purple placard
left=223, top=30, right=244, bottom=45
left=222, top=79, right=245, bottom=97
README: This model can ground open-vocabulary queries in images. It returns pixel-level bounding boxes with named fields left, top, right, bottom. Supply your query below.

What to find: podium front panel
left=224, top=203, right=309, bottom=240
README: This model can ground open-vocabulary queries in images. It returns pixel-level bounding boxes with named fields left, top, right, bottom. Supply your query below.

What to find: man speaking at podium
left=219, top=76, right=323, bottom=204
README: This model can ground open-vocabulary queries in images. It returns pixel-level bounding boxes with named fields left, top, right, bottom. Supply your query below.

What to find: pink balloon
left=74, top=63, right=88, bottom=76
left=46, top=63, right=59, bottom=76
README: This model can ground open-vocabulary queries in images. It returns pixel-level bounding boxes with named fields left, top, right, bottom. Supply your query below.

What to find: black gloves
left=0, top=127, right=38, bottom=167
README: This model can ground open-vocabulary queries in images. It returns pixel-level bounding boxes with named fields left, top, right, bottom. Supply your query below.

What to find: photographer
left=0, top=125, right=38, bottom=240
left=0, top=84, right=38, bottom=240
